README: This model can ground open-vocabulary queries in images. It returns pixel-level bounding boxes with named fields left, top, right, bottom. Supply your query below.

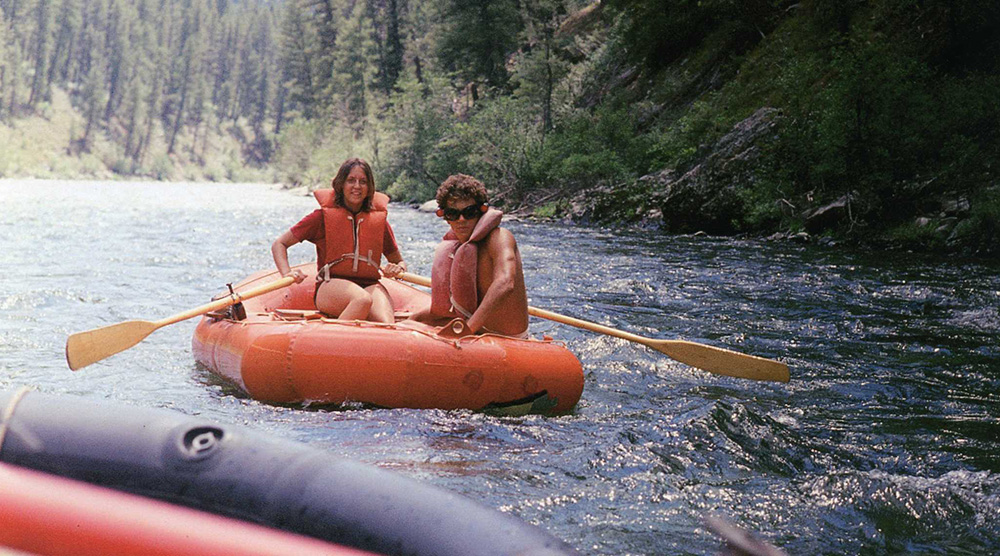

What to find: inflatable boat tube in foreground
left=0, top=389, right=579, bottom=556
left=0, top=462, right=374, bottom=555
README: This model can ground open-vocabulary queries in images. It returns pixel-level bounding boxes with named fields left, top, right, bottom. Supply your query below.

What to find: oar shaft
left=397, top=271, right=431, bottom=288
left=397, top=271, right=648, bottom=343
left=155, top=276, right=295, bottom=328
left=526, top=306, right=647, bottom=343
left=392, top=271, right=789, bottom=382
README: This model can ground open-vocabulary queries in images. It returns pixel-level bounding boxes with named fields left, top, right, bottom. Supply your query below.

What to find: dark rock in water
left=639, top=207, right=664, bottom=229
left=567, top=187, right=606, bottom=225
left=941, top=197, right=971, bottom=216
left=641, top=107, right=782, bottom=234
left=946, top=219, right=971, bottom=246
left=935, top=217, right=958, bottom=235
left=804, top=195, right=850, bottom=234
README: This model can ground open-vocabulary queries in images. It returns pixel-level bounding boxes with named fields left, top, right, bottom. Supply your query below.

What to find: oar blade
left=66, top=320, right=159, bottom=371
left=649, top=339, right=790, bottom=383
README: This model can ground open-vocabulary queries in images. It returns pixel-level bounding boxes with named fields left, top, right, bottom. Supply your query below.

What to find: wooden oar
left=66, top=276, right=295, bottom=371
left=393, top=271, right=789, bottom=383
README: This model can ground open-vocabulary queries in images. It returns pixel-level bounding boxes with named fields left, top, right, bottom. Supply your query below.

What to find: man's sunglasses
left=436, top=204, right=488, bottom=221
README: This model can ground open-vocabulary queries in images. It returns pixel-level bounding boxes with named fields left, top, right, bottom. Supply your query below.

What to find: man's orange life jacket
left=313, top=190, right=389, bottom=282
left=430, top=208, right=503, bottom=319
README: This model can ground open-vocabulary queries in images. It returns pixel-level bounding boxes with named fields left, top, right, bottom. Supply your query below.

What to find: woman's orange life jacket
left=313, top=189, right=389, bottom=282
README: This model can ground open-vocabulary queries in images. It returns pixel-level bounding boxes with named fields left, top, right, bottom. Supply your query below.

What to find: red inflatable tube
left=0, top=462, right=375, bottom=556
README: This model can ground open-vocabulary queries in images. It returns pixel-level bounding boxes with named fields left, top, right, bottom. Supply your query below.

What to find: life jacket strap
left=449, top=296, right=472, bottom=319
left=350, top=216, right=365, bottom=272
left=316, top=253, right=381, bottom=283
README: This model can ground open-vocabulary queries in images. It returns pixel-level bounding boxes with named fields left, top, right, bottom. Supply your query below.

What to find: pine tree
left=80, top=58, right=106, bottom=151
left=513, top=0, right=572, bottom=136
left=2, top=0, right=28, bottom=116
left=46, top=0, right=81, bottom=92
left=436, top=0, right=523, bottom=91
left=211, top=19, right=238, bottom=122
left=367, top=0, right=404, bottom=95
left=329, top=0, right=378, bottom=132
left=27, top=0, right=53, bottom=106
left=0, top=9, right=8, bottom=120
left=102, top=0, right=129, bottom=122
left=248, top=15, right=274, bottom=135
left=278, top=0, right=319, bottom=120
left=167, top=0, right=209, bottom=154
left=301, top=0, right=339, bottom=105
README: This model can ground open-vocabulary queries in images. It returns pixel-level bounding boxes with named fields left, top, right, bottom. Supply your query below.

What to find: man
left=410, top=174, right=530, bottom=338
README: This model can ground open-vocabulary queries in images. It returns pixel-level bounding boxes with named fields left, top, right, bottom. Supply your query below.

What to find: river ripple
left=1, top=179, right=998, bottom=554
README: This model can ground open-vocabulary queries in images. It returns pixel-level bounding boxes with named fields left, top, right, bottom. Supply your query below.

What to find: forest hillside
left=1, top=0, right=997, bottom=254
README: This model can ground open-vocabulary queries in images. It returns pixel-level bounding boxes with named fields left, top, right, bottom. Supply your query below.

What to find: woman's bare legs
left=315, top=279, right=372, bottom=320
left=315, top=279, right=395, bottom=322
left=365, top=283, right=394, bottom=323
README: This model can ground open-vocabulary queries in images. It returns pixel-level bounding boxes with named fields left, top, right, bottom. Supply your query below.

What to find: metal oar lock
left=227, top=283, right=247, bottom=321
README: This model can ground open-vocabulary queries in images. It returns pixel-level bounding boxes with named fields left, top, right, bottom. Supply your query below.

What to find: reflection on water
left=2, top=179, right=998, bottom=554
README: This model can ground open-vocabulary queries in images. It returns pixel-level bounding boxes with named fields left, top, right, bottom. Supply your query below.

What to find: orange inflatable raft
left=192, top=265, right=584, bottom=414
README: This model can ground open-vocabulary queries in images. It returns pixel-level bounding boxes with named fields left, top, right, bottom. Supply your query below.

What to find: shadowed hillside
left=2, top=0, right=997, bottom=254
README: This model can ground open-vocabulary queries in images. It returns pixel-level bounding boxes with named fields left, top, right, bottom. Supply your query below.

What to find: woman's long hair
left=331, top=158, right=376, bottom=212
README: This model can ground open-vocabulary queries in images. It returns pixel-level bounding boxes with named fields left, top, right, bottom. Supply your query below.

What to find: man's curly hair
left=436, top=174, right=488, bottom=208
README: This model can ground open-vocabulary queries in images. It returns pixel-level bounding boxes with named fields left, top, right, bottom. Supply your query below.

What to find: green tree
left=329, top=0, right=378, bottom=132
left=2, top=3, right=24, bottom=117
left=27, top=0, right=53, bottom=106
left=301, top=0, right=340, bottom=108
left=166, top=0, right=211, bottom=155
left=436, top=0, right=522, bottom=91
left=0, top=9, right=9, bottom=120
left=367, top=0, right=404, bottom=94
left=101, top=0, right=134, bottom=122
left=210, top=18, right=239, bottom=123
left=381, top=71, right=454, bottom=199
left=278, top=0, right=319, bottom=120
left=512, top=0, right=574, bottom=135
left=79, top=59, right=106, bottom=151
left=46, top=0, right=82, bottom=92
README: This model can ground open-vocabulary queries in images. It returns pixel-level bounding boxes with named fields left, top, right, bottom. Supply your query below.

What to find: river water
left=1, top=179, right=998, bottom=554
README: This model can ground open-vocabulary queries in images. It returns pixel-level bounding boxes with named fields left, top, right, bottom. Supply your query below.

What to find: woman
left=272, top=158, right=407, bottom=323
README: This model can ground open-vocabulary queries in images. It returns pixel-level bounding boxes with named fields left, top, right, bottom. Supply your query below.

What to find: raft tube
left=0, top=462, right=372, bottom=556
left=192, top=265, right=584, bottom=414
left=0, top=389, right=579, bottom=556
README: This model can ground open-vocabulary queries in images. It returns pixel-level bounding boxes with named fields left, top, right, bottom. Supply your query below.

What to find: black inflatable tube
left=0, top=390, right=578, bottom=556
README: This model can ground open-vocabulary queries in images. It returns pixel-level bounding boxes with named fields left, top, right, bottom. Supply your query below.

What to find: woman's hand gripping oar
left=66, top=277, right=295, bottom=371
left=392, top=271, right=789, bottom=383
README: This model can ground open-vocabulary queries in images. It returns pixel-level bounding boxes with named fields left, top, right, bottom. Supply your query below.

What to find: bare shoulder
left=485, top=227, right=517, bottom=250
left=486, top=228, right=517, bottom=245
